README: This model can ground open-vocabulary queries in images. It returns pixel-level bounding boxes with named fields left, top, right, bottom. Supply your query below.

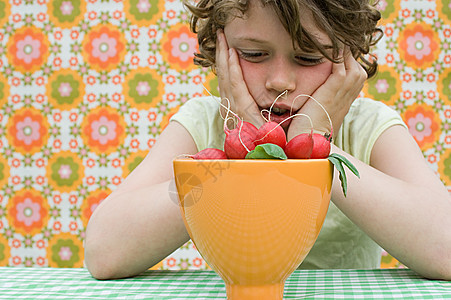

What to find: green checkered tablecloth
left=0, top=267, right=449, bottom=299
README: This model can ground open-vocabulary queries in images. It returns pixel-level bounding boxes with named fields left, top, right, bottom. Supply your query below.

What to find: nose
left=265, top=56, right=296, bottom=94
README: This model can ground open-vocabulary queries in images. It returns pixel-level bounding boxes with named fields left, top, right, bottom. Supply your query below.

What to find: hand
left=215, top=30, right=265, bottom=129
left=287, top=47, right=367, bottom=140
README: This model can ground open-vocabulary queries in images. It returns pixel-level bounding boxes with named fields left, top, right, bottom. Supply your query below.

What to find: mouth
left=260, top=106, right=293, bottom=129
left=271, top=106, right=289, bottom=116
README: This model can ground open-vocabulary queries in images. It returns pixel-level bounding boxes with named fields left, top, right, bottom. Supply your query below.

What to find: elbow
left=414, top=245, right=451, bottom=281
left=431, top=252, right=451, bottom=281
left=84, top=224, right=152, bottom=280
left=84, top=225, right=125, bottom=280
left=84, top=235, right=115, bottom=280
left=431, top=237, right=451, bottom=280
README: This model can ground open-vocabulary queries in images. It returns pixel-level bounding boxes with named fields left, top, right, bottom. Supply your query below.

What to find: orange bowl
left=173, top=159, right=333, bottom=300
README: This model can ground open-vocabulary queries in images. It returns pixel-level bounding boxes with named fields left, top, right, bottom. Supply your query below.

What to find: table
left=0, top=267, right=449, bottom=299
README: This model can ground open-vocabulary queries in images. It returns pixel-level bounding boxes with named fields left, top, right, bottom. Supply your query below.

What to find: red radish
left=224, top=121, right=258, bottom=159
left=191, top=148, right=227, bottom=160
left=310, top=133, right=331, bottom=159
left=254, top=121, right=287, bottom=149
left=284, top=132, right=314, bottom=159
left=237, top=119, right=258, bottom=136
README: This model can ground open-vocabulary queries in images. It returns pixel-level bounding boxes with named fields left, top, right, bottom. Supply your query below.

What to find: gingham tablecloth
left=0, top=267, right=449, bottom=299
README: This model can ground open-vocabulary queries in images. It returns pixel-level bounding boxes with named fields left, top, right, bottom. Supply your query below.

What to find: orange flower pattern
left=398, top=23, right=440, bottom=68
left=6, top=190, right=50, bottom=236
left=6, top=108, right=49, bottom=154
left=81, top=107, right=126, bottom=154
left=82, top=24, right=127, bottom=71
left=403, top=104, right=440, bottom=150
left=0, top=1, right=448, bottom=270
left=6, top=26, right=50, bottom=73
left=161, top=23, right=199, bottom=71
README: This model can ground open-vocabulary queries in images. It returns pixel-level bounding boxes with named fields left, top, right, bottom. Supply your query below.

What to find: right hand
left=215, top=30, right=265, bottom=129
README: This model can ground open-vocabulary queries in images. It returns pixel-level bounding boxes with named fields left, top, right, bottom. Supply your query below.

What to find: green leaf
left=328, top=156, right=348, bottom=197
left=327, top=153, right=360, bottom=197
left=329, top=153, right=360, bottom=178
left=245, top=143, right=287, bottom=160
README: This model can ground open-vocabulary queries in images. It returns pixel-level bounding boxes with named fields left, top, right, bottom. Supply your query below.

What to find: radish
left=191, top=148, right=227, bottom=160
left=224, top=121, right=258, bottom=159
left=254, top=121, right=287, bottom=149
left=236, top=119, right=259, bottom=137
left=310, top=133, right=331, bottom=159
left=284, top=132, right=314, bottom=159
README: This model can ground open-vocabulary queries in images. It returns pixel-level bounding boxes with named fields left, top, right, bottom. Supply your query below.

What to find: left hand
left=287, top=47, right=367, bottom=140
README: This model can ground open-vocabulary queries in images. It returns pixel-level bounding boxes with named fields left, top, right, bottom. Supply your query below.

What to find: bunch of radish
left=187, top=93, right=360, bottom=196
left=192, top=120, right=331, bottom=160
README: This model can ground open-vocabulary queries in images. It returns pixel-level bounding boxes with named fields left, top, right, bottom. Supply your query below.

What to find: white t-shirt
left=171, top=96, right=407, bottom=269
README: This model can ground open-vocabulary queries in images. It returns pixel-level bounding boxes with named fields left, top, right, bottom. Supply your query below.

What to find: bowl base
left=226, top=282, right=285, bottom=300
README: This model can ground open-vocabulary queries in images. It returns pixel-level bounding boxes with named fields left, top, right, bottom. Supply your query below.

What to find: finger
left=215, top=30, right=231, bottom=95
left=228, top=48, right=265, bottom=126
left=228, top=48, right=248, bottom=95
left=343, top=49, right=367, bottom=92
left=323, top=47, right=346, bottom=92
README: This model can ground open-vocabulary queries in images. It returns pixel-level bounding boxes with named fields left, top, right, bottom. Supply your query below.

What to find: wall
left=0, top=0, right=449, bottom=269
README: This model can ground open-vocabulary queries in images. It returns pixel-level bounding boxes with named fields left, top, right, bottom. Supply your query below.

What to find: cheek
left=296, top=62, right=333, bottom=93
left=238, top=59, right=334, bottom=99
left=238, top=59, right=266, bottom=95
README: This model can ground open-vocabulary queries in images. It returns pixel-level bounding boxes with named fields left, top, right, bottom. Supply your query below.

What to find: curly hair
left=183, top=0, right=383, bottom=78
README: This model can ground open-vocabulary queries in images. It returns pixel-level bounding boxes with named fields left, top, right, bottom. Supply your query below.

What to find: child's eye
left=295, top=56, right=324, bottom=66
left=238, top=51, right=267, bottom=62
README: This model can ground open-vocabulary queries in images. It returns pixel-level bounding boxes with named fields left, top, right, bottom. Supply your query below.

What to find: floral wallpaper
left=0, top=0, right=449, bottom=270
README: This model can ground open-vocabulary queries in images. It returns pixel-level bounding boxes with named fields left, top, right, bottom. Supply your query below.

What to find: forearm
left=330, top=145, right=451, bottom=280
left=84, top=180, right=190, bottom=279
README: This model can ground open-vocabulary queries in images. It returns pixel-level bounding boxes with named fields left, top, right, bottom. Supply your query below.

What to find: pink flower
left=91, top=116, right=118, bottom=145
left=377, top=0, right=387, bottom=11
left=406, top=32, right=432, bottom=60
left=375, top=79, right=389, bottom=93
left=16, top=36, right=41, bottom=64
left=16, top=117, right=41, bottom=145
left=60, top=1, right=74, bottom=15
left=92, top=34, right=118, bottom=62
left=58, top=246, right=73, bottom=261
left=137, top=0, right=151, bottom=13
left=407, top=113, right=432, bottom=142
left=58, top=164, right=72, bottom=179
left=171, top=33, right=197, bottom=62
left=136, top=81, right=151, bottom=96
left=58, top=82, right=72, bottom=97
left=16, top=198, right=41, bottom=227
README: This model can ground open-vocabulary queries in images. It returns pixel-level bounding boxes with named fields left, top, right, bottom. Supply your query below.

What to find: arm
left=330, top=125, right=451, bottom=280
left=84, top=121, right=197, bottom=279
left=285, top=46, right=451, bottom=279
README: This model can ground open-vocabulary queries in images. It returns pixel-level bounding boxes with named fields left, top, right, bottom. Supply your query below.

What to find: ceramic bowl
left=173, top=159, right=333, bottom=300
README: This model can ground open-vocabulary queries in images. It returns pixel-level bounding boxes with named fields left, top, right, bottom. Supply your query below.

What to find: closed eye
left=238, top=51, right=267, bottom=62
left=295, top=56, right=325, bottom=66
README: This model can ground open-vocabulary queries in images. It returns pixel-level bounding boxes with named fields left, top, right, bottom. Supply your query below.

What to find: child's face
left=224, top=1, right=334, bottom=121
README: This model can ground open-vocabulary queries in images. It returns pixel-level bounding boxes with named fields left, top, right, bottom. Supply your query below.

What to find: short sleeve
left=335, top=98, right=407, bottom=164
left=170, top=96, right=225, bottom=151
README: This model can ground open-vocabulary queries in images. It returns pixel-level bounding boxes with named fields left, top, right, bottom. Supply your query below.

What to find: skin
left=84, top=0, right=451, bottom=280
